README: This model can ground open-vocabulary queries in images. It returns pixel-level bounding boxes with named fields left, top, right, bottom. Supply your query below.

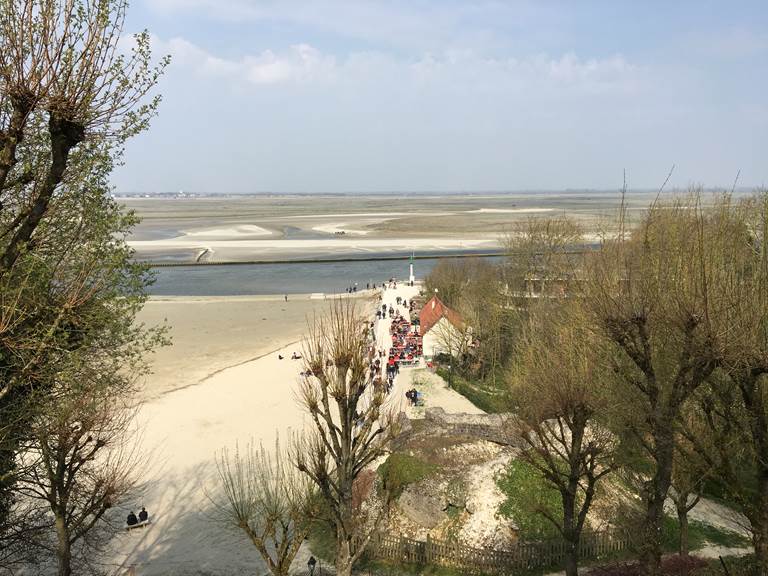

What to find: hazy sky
left=112, top=0, right=768, bottom=194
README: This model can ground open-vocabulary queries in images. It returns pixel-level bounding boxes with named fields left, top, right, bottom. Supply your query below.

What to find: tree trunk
left=564, top=537, right=579, bottom=576
left=752, top=382, right=768, bottom=576
left=335, top=538, right=354, bottom=576
left=640, top=422, right=675, bottom=576
left=677, top=502, right=689, bottom=557
left=55, top=514, right=72, bottom=576
left=562, top=467, right=580, bottom=576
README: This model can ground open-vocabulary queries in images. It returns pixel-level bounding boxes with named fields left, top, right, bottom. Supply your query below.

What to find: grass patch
left=436, top=368, right=509, bottom=413
left=378, top=453, right=437, bottom=499
left=496, top=459, right=562, bottom=540
left=660, top=516, right=751, bottom=552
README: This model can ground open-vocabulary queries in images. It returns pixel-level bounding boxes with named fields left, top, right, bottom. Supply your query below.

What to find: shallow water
left=149, top=253, right=504, bottom=296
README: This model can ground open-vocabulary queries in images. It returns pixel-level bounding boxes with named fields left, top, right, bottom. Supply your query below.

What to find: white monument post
left=409, top=252, right=415, bottom=286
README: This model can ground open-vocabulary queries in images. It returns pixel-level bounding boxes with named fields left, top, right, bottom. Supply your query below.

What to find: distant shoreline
left=115, top=188, right=759, bottom=200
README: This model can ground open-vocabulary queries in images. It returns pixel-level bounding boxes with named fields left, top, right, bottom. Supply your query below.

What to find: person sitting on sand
left=127, top=511, right=138, bottom=526
left=278, top=354, right=284, bottom=360
left=291, top=352, right=301, bottom=360
left=138, top=507, right=149, bottom=523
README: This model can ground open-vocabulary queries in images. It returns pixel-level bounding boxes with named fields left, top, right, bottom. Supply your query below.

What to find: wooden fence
left=369, top=531, right=630, bottom=575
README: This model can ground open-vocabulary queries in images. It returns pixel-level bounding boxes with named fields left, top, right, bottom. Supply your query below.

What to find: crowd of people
left=368, top=279, right=426, bottom=407
left=292, top=277, right=428, bottom=413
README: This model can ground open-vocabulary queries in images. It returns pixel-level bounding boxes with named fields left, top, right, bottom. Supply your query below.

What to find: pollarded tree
left=294, top=300, right=400, bottom=576
left=214, top=439, right=318, bottom=576
left=0, top=0, right=168, bottom=272
left=508, top=302, right=619, bottom=576
left=0, top=0, right=167, bottom=532
left=680, top=193, right=768, bottom=574
left=583, top=192, right=738, bottom=576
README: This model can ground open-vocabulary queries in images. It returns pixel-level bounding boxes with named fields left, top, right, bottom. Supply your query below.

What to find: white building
left=419, top=295, right=466, bottom=359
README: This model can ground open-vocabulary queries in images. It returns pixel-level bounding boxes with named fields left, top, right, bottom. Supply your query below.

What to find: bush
left=378, top=453, right=436, bottom=499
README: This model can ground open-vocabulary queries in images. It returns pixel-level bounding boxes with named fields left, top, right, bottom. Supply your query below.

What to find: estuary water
left=149, top=252, right=504, bottom=296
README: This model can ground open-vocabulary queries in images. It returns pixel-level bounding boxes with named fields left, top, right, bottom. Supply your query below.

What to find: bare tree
left=14, top=366, right=140, bottom=576
left=508, top=303, right=618, bottom=576
left=214, top=438, right=317, bottom=576
left=503, top=215, right=584, bottom=299
left=294, top=300, right=399, bottom=576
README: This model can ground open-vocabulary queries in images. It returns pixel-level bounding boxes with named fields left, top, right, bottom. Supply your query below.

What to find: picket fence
left=369, top=531, right=630, bottom=575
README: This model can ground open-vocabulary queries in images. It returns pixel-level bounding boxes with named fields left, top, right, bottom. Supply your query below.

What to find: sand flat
left=130, top=236, right=499, bottom=262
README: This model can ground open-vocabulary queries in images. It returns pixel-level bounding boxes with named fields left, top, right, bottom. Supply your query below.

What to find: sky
left=112, top=0, right=768, bottom=194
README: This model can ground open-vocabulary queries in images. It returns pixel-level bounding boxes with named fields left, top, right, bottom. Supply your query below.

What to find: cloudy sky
left=112, top=0, right=768, bottom=193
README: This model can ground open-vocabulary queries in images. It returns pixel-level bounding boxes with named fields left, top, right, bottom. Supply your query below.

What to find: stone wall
left=423, top=407, right=523, bottom=447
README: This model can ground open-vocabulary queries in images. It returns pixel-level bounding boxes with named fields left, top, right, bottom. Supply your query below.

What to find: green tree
left=2, top=145, right=166, bottom=570
left=681, top=193, right=768, bottom=575
left=0, top=0, right=166, bottom=539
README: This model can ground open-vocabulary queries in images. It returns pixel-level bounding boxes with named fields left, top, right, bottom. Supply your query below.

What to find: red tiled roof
left=419, top=296, right=464, bottom=335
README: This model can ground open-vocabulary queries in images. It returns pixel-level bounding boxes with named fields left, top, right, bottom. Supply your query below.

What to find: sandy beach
left=108, top=282, right=478, bottom=575
left=135, top=294, right=375, bottom=398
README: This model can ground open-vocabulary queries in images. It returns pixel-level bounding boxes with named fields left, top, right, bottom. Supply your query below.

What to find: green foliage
left=378, top=453, right=437, bottom=499
left=496, top=459, right=562, bottom=540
